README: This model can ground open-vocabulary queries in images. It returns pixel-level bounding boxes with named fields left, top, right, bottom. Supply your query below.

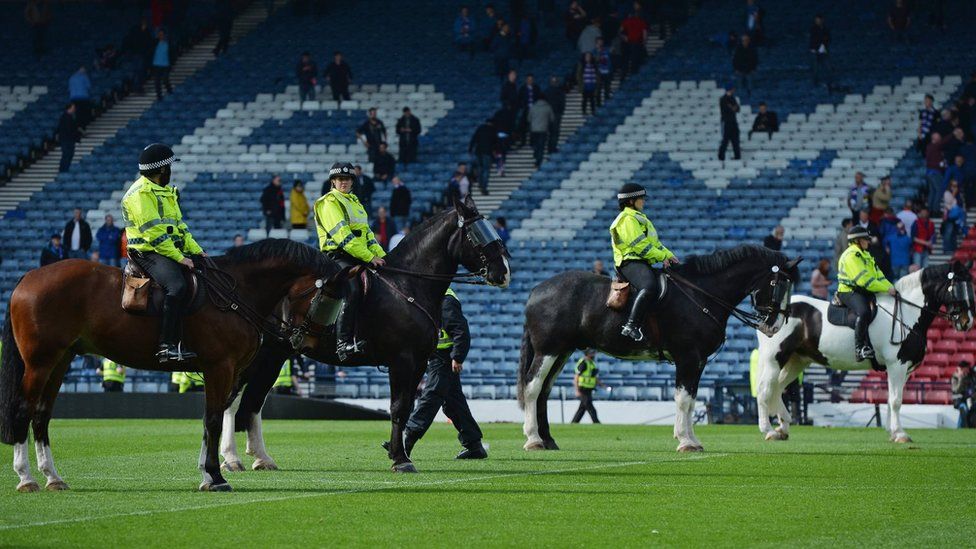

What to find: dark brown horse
left=0, top=239, right=337, bottom=492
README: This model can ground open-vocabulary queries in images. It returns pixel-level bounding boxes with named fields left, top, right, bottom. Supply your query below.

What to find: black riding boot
left=335, top=298, right=365, bottom=361
left=157, top=296, right=196, bottom=363
left=621, top=289, right=654, bottom=342
left=854, top=315, right=874, bottom=361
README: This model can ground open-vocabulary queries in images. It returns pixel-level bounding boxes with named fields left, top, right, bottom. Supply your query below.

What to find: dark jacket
left=720, top=94, right=739, bottom=126
left=809, top=23, right=830, bottom=53
left=732, top=44, right=758, bottom=73
left=353, top=174, right=375, bottom=208
left=296, top=59, right=318, bottom=87
left=373, top=152, right=396, bottom=180
left=395, top=114, right=421, bottom=145
left=62, top=219, right=92, bottom=251
left=545, top=85, right=566, bottom=116
left=260, top=183, right=285, bottom=219
left=500, top=81, right=518, bottom=109
left=517, top=84, right=541, bottom=110
left=96, top=224, right=122, bottom=259
left=762, top=235, right=782, bottom=251
left=57, top=112, right=81, bottom=144
left=40, top=244, right=64, bottom=267
left=441, top=292, right=471, bottom=362
left=324, top=61, right=352, bottom=88
left=751, top=111, right=779, bottom=134
left=469, top=122, right=497, bottom=155
left=390, top=184, right=412, bottom=217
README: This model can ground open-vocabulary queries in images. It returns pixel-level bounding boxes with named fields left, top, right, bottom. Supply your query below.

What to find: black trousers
left=547, top=115, right=561, bottom=153
left=132, top=251, right=187, bottom=299
left=59, top=142, right=75, bottom=172
left=406, top=349, right=483, bottom=447
left=330, top=84, right=351, bottom=102
left=572, top=388, right=599, bottom=423
left=619, top=260, right=660, bottom=295
left=153, top=66, right=172, bottom=99
left=399, top=139, right=417, bottom=164
left=530, top=131, right=547, bottom=167
left=838, top=291, right=875, bottom=346
left=102, top=380, right=123, bottom=392
left=718, top=122, right=741, bottom=160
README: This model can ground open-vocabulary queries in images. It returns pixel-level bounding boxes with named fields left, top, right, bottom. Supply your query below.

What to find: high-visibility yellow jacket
left=120, top=176, right=203, bottom=262
left=837, top=243, right=893, bottom=294
left=609, top=207, right=674, bottom=267
left=101, top=358, right=125, bottom=383
left=576, top=358, right=598, bottom=389
left=313, top=189, right=385, bottom=262
left=290, top=188, right=310, bottom=226
left=274, top=360, right=293, bottom=388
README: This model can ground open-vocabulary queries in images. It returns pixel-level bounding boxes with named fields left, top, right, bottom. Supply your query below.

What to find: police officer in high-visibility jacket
left=121, top=143, right=206, bottom=363
left=273, top=357, right=303, bottom=396
left=836, top=225, right=896, bottom=361
left=97, top=358, right=125, bottom=392
left=610, top=183, right=680, bottom=342
left=572, top=349, right=601, bottom=423
left=314, top=162, right=386, bottom=360
left=383, top=288, right=487, bottom=459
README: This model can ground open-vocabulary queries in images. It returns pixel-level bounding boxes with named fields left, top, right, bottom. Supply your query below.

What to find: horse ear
left=463, top=192, right=477, bottom=212
left=786, top=257, right=803, bottom=270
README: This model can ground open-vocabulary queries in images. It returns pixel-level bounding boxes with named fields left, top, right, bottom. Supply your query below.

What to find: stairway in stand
left=0, top=1, right=287, bottom=216
left=930, top=204, right=975, bottom=264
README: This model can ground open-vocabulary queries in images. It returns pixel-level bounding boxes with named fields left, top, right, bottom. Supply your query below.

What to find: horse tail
left=0, top=308, right=27, bottom=445
left=516, top=327, right=535, bottom=409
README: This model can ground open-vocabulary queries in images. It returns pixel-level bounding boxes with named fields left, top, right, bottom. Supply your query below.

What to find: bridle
left=882, top=270, right=975, bottom=344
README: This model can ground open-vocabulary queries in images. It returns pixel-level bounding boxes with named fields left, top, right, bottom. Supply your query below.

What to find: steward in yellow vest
left=98, top=358, right=125, bottom=392
left=609, top=183, right=680, bottom=342
left=572, top=349, right=601, bottom=423
left=836, top=225, right=896, bottom=361
left=313, top=162, right=386, bottom=360
left=274, top=358, right=303, bottom=396
left=120, top=143, right=206, bottom=364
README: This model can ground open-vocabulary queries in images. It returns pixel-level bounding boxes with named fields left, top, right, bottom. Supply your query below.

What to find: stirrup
left=621, top=323, right=644, bottom=342
left=855, top=345, right=875, bottom=361
left=336, top=340, right=365, bottom=361
left=157, top=343, right=197, bottom=363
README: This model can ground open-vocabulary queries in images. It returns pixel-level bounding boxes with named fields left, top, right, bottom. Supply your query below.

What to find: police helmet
left=847, top=226, right=871, bottom=241
left=617, top=183, right=646, bottom=201
left=138, top=143, right=179, bottom=173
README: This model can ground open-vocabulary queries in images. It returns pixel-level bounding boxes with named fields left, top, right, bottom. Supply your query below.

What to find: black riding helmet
left=617, top=182, right=646, bottom=210
left=329, top=162, right=356, bottom=183
left=138, top=143, right=179, bottom=174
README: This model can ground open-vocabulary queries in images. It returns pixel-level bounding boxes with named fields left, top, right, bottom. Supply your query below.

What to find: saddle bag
left=606, top=280, right=630, bottom=310
left=122, top=264, right=152, bottom=313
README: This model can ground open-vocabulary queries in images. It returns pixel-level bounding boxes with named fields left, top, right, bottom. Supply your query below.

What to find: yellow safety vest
left=178, top=372, right=204, bottom=393
left=837, top=243, right=893, bottom=294
left=577, top=358, right=598, bottom=389
left=436, top=288, right=460, bottom=350
left=274, top=360, right=293, bottom=388
left=120, top=176, right=203, bottom=262
left=609, top=207, right=674, bottom=267
left=313, top=189, right=385, bottom=262
left=101, top=358, right=125, bottom=383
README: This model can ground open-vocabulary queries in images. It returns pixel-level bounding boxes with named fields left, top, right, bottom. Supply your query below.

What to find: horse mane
left=219, top=238, right=337, bottom=274
left=385, top=207, right=457, bottom=262
left=678, top=244, right=784, bottom=276
left=895, top=268, right=925, bottom=293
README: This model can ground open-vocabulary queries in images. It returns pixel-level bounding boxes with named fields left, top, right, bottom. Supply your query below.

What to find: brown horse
left=0, top=239, right=337, bottom=492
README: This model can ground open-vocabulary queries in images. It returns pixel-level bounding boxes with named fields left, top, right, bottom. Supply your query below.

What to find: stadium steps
left=804, top=366, right=868, bottom=403
left=0, top=0, right=286, bottom=216
left=930, top=204, right=976, bottom=264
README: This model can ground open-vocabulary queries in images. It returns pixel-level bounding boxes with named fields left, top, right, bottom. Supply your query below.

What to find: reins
left=377, top=265, right=491, bottom=285
left=194, top=260, right=291, bottom=344
left=876, top=292, right=951, bottom=345
left=664, top=269, right=769, bottom=330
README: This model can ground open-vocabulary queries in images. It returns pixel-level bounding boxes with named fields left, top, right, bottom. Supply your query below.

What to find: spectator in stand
left=96, top=214, right=122, bottom=267
left=290, top=180, right=310, bottom=229
left=944, top=155, right=966, bottom=201
left=352, top=164, right=375, bottom=211
left=577, top=17, right=601, bottom=55
left=834, top=218, right=853, bottom=265
left=212, top=0, right=233, bottom=56
left=942, top=179, right=965, bottom=254
left=718, top=84, right=741, bottom=161
left=545, top=76, right=566, bottom=154
left=372, top=142, right=397, bottom=183
left=870, top=176, right=893, bottom=224
left=848, top=172, right=870, bottom=222
left=808, top=14, right=832, bottom=92
left=748, top=102, right=779, bottom=140
left=810, top=259, right=831, bottom=299
left=63, top=208, right=92, bottom=259
left=620, top=2, right=648, bottom=77
left=481, top=4, right=499, bottom=50
left=123, top=18, right=154, bottom=93
left=926, top=132, right=950, bottom=213
left=932, top=109, right=954, bottom=140
left=731, top=34, right=758, bottom=97
left=854, top=208, right=884, bottom=266
left=95, top=44, right=118, bottom=71
left=917, top=94, right=937, bottom=154
left=469, top=118, right=497, bottom=194
left=446, top=162, right=471, bottom=203
left=494, top=217, right=510, bottom=244
left=296, top=51, right=318, bottom=103
left=492, top=104, right=515, bottom=178
left=260, top=174, right=285, bottom=233
left=961, top=139, right=976, bottom=206
left=68, top=67, right=92, bottom=128
left=389, top=225, right=410, bottom=250
left=528, top=93, right=555, bottom=168
left=745, top=0, right=764, bottom=46
left=592, top=258, right=609, bottom=277
left=357, top=108, right=387, bottom=163
left=897, top=199, right=917, bottom=232
left=593, top=37, right=613, bottom=106
left=763, top=225, right=784, bottom=251
left=390, top=177, right=412, bottom=229
left=490, top=22, right=514, bottom=78
left=232, top=234, right=245, bottom=248
left=152, top=29, right=173, bottom=100
left=951, top=361, right=975, bottom=428
left=454, top=6, right=476, bottom=58
left=887, top=0, right=911, bottom=42
left=885, top=222, right=912, bottom=279
left=577, top=52, right=600, bottom=115
left=517, top=74, right=541, bottom=147
left=565, top=1, right=587, bottom=45
left=396, top=107, right=421, bottom=165
left=910, top=207, right=936, bottom=267
left=515, top=13, right=535, bottom=65
left=324, top=51, right=353, bottom=104
left=89, top=250, right=100, bottom=263
left=25, top=0, right=52, bottom=57
left=370, top=206, right=397, bottom=251
left=57, top=102, right=81, bottom=173
left=500, top=69, right=518, bottom=109
left=40, top=233, right=64, bottom=267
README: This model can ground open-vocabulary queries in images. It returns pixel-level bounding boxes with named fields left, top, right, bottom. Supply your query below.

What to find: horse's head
left=751, top=256, right=802, bottom=337
left=450, top=195, right=511, bottom=288
left=923, top=260, right=974, bottom=332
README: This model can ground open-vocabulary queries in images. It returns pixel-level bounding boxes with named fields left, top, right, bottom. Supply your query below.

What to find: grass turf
left=0, top=420, right=973, bottom=547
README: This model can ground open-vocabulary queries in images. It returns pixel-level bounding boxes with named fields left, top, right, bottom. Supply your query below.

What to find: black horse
left=517, top=245, right=800, bottom=452
left=219, top=196, right=510, bottom=473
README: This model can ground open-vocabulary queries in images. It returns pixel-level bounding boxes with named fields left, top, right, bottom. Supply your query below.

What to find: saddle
left=826, top=296, right=876, bottom=329
left=121, top=260, right=205, bottom=317
left=605, top=272, right=668, bottom=310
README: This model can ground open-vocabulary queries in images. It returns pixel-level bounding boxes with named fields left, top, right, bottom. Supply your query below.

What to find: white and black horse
left=517, top=245, right=800, bottom=452
left=755, top=261, right=974, bottom=443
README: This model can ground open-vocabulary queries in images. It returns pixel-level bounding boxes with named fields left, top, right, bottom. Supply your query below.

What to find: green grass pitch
left=0, top=420, right=973, bottom=547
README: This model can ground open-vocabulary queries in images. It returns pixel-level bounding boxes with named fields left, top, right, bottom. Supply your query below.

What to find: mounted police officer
left=610, top=183, right=680, bottom=341
left=836, top=225, right=896, bottom=361
left=121, top=143, right=206, bottom=363
left=314, top=162, right=386, bottom=360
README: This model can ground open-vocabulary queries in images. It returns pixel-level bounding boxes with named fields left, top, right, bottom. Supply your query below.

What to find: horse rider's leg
left=886, top=362, right=912, bottom=443
left=220, top=390, right=245, bottom=472
left=32, top=354, right=72, bottom=491
left=247, top=410, right=278, bottom=470
left=673, top=354, right=705, bottom=452
left=199, top=362, right=235, bottom=491
left=387, top=354, right=422, bottom=472
left=522, top=354, right=561, bottom=450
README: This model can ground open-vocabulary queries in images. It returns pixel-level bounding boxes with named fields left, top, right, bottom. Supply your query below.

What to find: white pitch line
left=0, top=453, right=724, bottom=531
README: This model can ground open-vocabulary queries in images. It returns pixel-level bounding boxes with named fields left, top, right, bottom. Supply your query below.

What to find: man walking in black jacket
left=260, top=174, right=285, bottom=233
left=57, top=103, right=81, bottom=172
left=469, top=119, right=497, bottom=195
left=544, top=76, right=565, bottom=154
left=718, top=84, right=741, bottom=161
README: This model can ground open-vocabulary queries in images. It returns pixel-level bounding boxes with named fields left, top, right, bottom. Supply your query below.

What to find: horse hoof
left=16, top=481, right=40, bottom=493
left=765, top=431, right=783, bottom=441
left=45, top=480, right=69, bottom=491
left=221, top=460, right=245, bottom=472
left=199, top=482, right=233, bottom=492
left=252, top=459, right=279, bottom=471
left=892, top=435, right=913, bottom=444
left=543, top=439, right=560, bottom=450
left=392, top=462, right=418, bottom=473
left=677, top=443, right=703, bottom=453
left=524, top=441, right=546, bottom=451
left=774, top=427, right=789, bottom=440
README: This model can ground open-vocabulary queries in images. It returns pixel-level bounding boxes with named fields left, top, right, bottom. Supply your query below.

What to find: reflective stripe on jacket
left=437, top=288, right=460, bottom=350
left=313, top=189, right=385, bottom=262
left=837, top=243, right=893, bottom=294
left=609, top=207, right=674, bottom=267
left=121, top=176, right=203, bottom=262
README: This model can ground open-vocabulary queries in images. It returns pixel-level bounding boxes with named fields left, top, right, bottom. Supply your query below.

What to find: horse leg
left=886, top=363, right=912, bottom=443
left=241, top=344, right=285, bottom=470
left=522, top=354, right=561, bottom=450
left=220, top=391, right=245, bottom=472
left=246, top=411, right=278, bottom=470
left=756, top=347, right=781, bottom=440
left=388, top=355, right=421, bottom=473
left=12, top=350, right=63, bottom=492
left=673, top=355, right=705, bottom=452
left=199, top=362, right=235, bottom=492
left=772, top=359, right=805, bottom=439
left=32, top=354, right=72, bottom=491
